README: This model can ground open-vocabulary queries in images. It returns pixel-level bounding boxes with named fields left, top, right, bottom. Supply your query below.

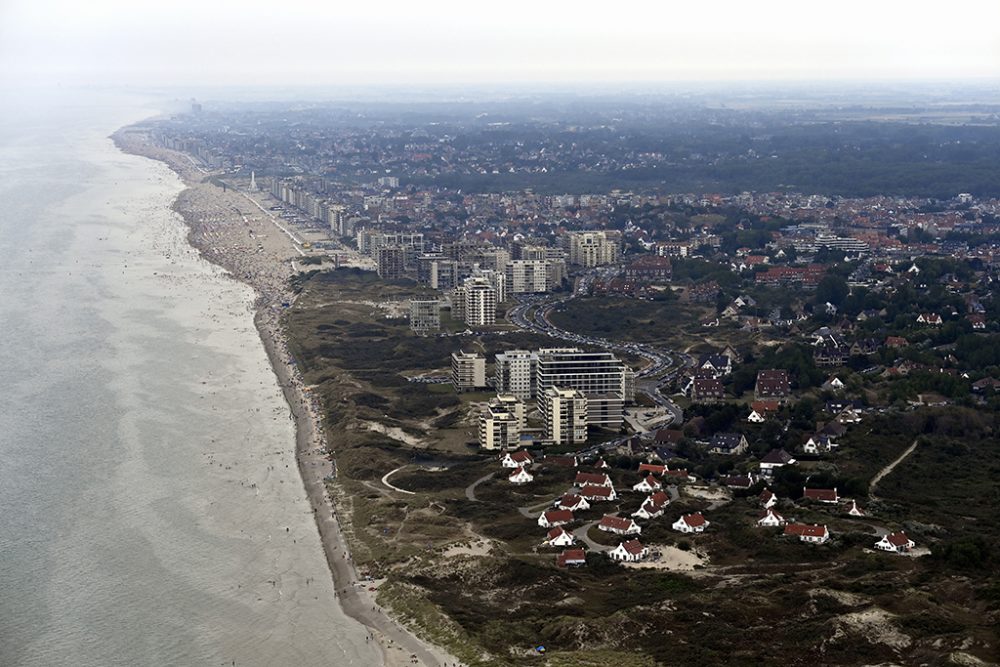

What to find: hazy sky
left=1, top=0, right=998, bottom=87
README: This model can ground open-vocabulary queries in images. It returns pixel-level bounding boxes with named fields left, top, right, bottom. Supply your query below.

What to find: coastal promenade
left=114, top=127, right=457, bottom=667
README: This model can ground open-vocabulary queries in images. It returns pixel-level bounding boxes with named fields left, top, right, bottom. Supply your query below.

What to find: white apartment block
left=495, top=350, right=537, bottom=400
left=535, top=348, right=633, bottom=429
left=543, top=387, right=588, bottom=445
left=462, top=276, right=497, bottom=327
left=567, top=231, right=620, bottom=267
left=478, top=394, right=525, bottom=450
left=506, top=260, right=550, bottom=294
left=451, top=351, right=487, bottom=391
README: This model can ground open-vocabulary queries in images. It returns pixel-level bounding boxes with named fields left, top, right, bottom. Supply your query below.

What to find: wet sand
left=113, top=126, right=457, bottom=667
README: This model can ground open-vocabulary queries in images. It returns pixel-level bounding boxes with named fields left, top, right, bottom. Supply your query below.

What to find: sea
left=0, top=89, right=379, bottom=666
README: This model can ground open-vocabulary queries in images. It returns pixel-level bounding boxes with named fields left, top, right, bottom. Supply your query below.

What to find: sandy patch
left=622, top=545, right=707, bottom=571
left=830, top=608, right=912, bottom=649
left=442, top=538, right=496, bottom=559
left=362, top=420, right=425, bottom=446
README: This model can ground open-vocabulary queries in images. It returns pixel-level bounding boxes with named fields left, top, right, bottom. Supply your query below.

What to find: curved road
left=464, top=472, right=494, bottom=502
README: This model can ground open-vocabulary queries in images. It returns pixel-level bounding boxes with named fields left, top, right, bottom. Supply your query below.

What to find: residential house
left=508, top=466, right=534, bottom=485
left=699, top=354, right=733, bottom=376
left=803, top=487, right=839, bottom=504
left=632, top=475, right=663, bottom=493
left=885, top=336, right=909, bottom=348
left=759, top=488, right=778, bottom=509
left=692, top=378, right=725, bottom=402
left=720, top=474, right=754, bottom=490
left=500, top=450, right=534, bottom=468
left=822, top=376, right=846, bottom=391
left=598, top=515, right=641, bottom=536
left=757, top=508, right=787, bottom=527
left=672, top=512, right=709, bottom=534
left=543, top=527, right=575, bottom=547
left=850, top=338, right=880, bottom=356
left=784, top=523, right=830, bottom=544
left=803, top=433, right=837, bottom=454
left=556, top=548, right=587, bottom=568
left=538, top=509, right=574, bottom=528
left=575, top=471, right=613, bottom=488
left=709, top=432, right=749, bottom=456
left=747, top=401, right=779, bottom=422
left=814, top=344, right=847, bottom=367
left=759, top=448, right=797, bottom=477
left=968, top=314, right=986, bottom=330
left=917, top=313, right=943, bottom=326
left=609, top=539, right=648, bottom=563
left=638, top=463, right=668, bottom=476
left=755, top=369, right=791, bottom=401
left=558, top=494, right=591, bottom=512
left=874, top=531, right=915, bottom=554
left=580, top=485, right=618, bottom=502
left=663, top=468, right=694, bottom=483
left=632, top=491, right=671, bottom=519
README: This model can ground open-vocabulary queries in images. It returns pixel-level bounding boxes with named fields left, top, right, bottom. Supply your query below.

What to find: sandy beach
left=113, top=126, right=457, bottom=667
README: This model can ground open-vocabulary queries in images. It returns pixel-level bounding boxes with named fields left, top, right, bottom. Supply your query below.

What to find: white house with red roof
left=501, top=450, right=534, bottom=469
left=757, top=508, right=787, bottom=527
left=538, top=509, right=574, bottom=528
left=632, top=475, right=662, bottom=494
left=638, top=462, right=667, bottom=475
left=663, top=468, right=694, bottom=483
left=875, top=531, right=915, bottom=554
left=802, top=487, right=839, bottom=504
left=508, top=466, right=533, bottom=485
left=556, top=548, right=586, bottom=568
left=609, top=539, right=648, bottom=563
left=784, top=523, right=830, bottom=544
left=759, top=488, right=778, bottom=509
left=580, top=485, right=617, bottom=502
left=598, top=515, right=641, bottom=536
left=558, top=494, right=591, bottom=512
left=845, top=499, right=865, bottom=517
left=543, top=526, right=575, bottom=548
left=575, top=471, right=613, bottom=488
left=594, top=458, right=611, bottom=469
left=632, top=491, right=670, bottom=520
left=672, top=512, right=709, bottom=534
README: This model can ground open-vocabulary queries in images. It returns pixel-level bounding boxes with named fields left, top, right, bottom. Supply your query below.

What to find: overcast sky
left=1, top=0, right=998, bottom=87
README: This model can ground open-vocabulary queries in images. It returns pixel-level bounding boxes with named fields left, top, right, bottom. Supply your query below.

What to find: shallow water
left=0, top=89, right=378, bottom=666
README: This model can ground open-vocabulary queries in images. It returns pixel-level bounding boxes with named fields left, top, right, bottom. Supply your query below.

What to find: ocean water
left=0, top=90, right=378, bottom=666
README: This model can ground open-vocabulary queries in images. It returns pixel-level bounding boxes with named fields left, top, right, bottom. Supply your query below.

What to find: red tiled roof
left=639, top=463, right=667, bottom=474
left=599, top=515, right=636, bottom=532
left=510, top=451, right=533, bottom=463
left=547, top=527, right=570, bottom=541
left=556, top=548, right=586, bottom=567
left=580, top=485, right=614, bottom=498
left=620, top=539, right=645, bottom=555
left=784, top=523, right=827, bottom=538
left=886, top=531, right=911, bottom=547
left=575, top=472, right=610, bottom=486
left=803, top=488, right=839, bottom=502
left=680, top=512, right=707, bottom=527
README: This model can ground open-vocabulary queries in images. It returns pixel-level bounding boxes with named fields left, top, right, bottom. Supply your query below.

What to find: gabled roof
left=546, top=526, right=571, bottom=541
left=556, top=548, right=586, bottom=566
left=678, top=512, right=707, bottom=528
left=760, top=448, right=795, bottom=465
left=784, top=523, right=828, bottom=538
left=580, top=484, right=614, bottom=498
left=508, top=450, right=533, bottom=463
left=620, top=539, right=645, bottom=555
left=885, top=531, right=912, bottom=547
left=599, top=515, right=636, bottom=532
left=575, top=471, right=611, bottom=486
left=541, top=509, right=574, bottom=524
left=803, top=487, right=839, bottom=502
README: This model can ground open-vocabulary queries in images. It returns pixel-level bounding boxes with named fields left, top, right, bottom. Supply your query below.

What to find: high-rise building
left=327, top=204, right=345, bottom=234
left=543, top=387, right=588, bottom=445
left=494, top=350, right=538, bottom=400
left=506, top=260, right=550, bottom=294
left=535, top=348, right=633, bottom=428
left=430, top=259, right=459, bottom=290
left=567, top=231, right=620, bottom=267
left=478, top=394, right=525, bottom=450
left=451, top=351, right=487, bottom=391
left=409, top=300, right=441, bottom=334
left=377, top=245, right=407, bottom=280
left=462, top=276, right=497, bottom=327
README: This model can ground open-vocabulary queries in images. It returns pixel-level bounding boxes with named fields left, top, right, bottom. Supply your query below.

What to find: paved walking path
left=869, top=439, right=919, bottom=498
left=464, top=472, right=494, bottom=502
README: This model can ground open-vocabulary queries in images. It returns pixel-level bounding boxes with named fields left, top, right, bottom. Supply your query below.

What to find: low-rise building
left=672, top=513, right=709, bottom=534
left=609, top=539, right=648, bottom=562
left=874, top=531, right=915, bottom=554
left=784, top=523, right=830, bottom=544
left=598, top=515, right=641, bottom=536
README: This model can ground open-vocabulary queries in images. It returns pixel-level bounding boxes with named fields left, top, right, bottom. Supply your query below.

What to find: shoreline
left=111, top=124, right=456, bottom=667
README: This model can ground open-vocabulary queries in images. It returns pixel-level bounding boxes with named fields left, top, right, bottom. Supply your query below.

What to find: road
left=464, top=472, right=494, bottom=502
left=571, top=520, right=610, bottom=552
left=869, top=439, right=920, bottom=498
